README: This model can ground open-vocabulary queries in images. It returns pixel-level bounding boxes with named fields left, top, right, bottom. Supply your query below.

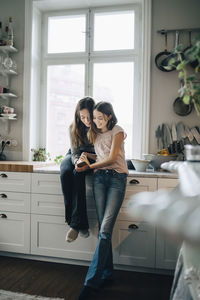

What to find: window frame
left=23, top=0, right=151, bottom=160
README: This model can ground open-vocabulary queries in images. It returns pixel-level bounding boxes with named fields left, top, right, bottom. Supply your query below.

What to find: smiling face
left=79, top=109, right=91, bottom=127
left=93, top=109, right=111, bottom=132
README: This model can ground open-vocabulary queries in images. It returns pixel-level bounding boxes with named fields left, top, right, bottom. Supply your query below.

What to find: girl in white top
left=78, top=102, right=128, bottom=300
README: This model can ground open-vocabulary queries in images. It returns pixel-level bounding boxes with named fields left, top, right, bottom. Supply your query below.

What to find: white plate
left=1, top=113, right=16, bottom=117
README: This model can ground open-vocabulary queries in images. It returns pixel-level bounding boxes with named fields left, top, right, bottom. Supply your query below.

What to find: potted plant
left=31, top=148, right=51, bottom=162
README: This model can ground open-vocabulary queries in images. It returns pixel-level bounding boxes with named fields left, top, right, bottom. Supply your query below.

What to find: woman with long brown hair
left=60, top=97, right=95, bottom=242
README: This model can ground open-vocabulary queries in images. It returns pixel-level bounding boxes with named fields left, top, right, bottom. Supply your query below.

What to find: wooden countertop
left=0, top=161, right=56, bottom=172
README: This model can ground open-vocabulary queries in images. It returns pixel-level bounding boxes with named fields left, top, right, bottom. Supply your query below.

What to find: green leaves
left=170, top=35, right=200, bottom=115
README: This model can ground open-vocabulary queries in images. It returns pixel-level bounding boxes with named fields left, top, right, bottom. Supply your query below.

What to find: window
left=25, top=1, right=151, bottom=161
left=40, top=6, right=140, bottom=160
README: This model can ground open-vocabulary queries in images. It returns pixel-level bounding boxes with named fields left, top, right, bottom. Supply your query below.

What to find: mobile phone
left=77, top=161, right=87, bottom=167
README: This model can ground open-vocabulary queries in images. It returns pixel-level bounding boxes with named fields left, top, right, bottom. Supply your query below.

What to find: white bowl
left=131, top=159, right=150, bottom=172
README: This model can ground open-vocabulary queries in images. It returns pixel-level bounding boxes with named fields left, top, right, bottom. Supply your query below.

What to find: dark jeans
left=60, top=153, right=90, bottom=230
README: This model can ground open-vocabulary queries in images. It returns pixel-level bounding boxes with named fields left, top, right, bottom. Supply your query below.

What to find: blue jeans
left=84, top=169, right=127, bottom=289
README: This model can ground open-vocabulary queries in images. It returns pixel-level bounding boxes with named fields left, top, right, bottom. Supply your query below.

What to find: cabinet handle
left=128, top=224, right=139, bottom=230
left=0, top=173, right=8, bottom=178
left=129, top=179, right=140, bottom=185
left=0, top=193, right=7, bottom=198
left=0, top=214, right=7, bottom=218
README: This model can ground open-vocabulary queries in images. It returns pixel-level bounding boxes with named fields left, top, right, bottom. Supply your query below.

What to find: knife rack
left=157, top=28, right=200, bottom=35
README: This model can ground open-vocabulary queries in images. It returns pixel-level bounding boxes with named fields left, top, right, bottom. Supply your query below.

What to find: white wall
left=1, top=0, right=200, bottom=160
left=149, top=0, right=200, bottom=154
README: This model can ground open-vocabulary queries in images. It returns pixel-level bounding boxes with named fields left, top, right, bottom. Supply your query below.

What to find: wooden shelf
left=0, top=116, right=17, bottom=120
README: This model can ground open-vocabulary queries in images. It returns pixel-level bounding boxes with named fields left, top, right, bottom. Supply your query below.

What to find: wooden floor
left=0, top=256, right=173, bottom=300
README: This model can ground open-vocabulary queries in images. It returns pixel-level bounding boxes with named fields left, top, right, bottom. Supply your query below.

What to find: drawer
left=0, top=191, right=30, bottom=213
left=0, top=211, right=30, bottom=254
left=0, top=172, right=31, bottom=192
left=31, top=193, right=65, bottom=216
left=157, top=178, right=179, bottom=190
left=31, top=173, right=62, bottom=194
left=31, top=192, right=96, bottom=217
left=118, top=177, right=157, bottom=220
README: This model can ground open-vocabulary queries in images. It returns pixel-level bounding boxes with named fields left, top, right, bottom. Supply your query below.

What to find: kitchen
left=0, top=0, right=200, bottom=299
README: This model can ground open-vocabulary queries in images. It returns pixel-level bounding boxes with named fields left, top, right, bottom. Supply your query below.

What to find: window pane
left=93, top=62, right=134, bottom=158
left=94, top=11, right=135, bottom=51
left=48, top=15, right=86, bottom=53
left=46, top=64, right=85, bottom=158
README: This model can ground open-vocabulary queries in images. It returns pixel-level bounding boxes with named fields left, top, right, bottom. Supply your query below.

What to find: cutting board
left=0, top=161, right=56, bottom=172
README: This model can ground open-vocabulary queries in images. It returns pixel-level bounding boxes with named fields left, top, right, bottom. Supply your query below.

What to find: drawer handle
left=128, top=224, right=139, bottom=230
left=0, top=214, right=7, bottom=218
left=0, top=173, right=8, bottom=178
left=0, top=193, right=7, bottom=198
left=129, top=179, right=140, bottom=185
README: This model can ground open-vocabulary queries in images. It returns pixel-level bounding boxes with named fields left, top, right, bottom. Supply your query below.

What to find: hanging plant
left=169, top=36, right=200, bottom=115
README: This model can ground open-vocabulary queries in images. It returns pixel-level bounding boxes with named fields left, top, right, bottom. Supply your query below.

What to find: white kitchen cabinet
left=113, top=220, right=156, bottom=268
left=156, top=230, right=180, bottom=270
left=31, top=214, right=98, bottom=261
left=0, top=211, right=30, bottom=254
left=119, top=177, right=157, bottom=220
left=156, top=177, right=180, bottom=269
left=0, top=191, right=30, bottom=213
left=31, top=173, right=62, bottom=195
left=30, top=173, right=97, bottom=260
left=113, top=177, right=157, bottom=268
left=0, top=171, right=31, bottom=254
left=0, top=171, right=31, bottom=192
left=157, top=178, right=179, bottom=191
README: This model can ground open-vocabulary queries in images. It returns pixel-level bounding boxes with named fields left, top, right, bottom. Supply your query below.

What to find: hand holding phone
left=77, top=161, right=87, bottom=167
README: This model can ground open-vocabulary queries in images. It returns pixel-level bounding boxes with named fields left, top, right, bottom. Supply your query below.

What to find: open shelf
left=0, top=46, right=18, bottom=53
left=0, top=93, right=17, bottom=99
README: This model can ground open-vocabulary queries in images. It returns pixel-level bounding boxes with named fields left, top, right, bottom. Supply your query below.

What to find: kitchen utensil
left=172, top=124, right=178, bottom=153
left=164, top=124, right=173, bottom=154
left=184, top=31, right=199, bottom=69
left=155, top=32, right=172, bottom=72
left=155, top=125, right=162, bottom=150
left=161, top=31, right=184, bottom=72
left=173, top=96, right=192, bottom=116
left=176, top=122, right=185, bottom=152
left=185, top=125, right=194, bottom=144
left=131, top=159, right=150, bottom=172
left=191, top=127, right=200, bottom=144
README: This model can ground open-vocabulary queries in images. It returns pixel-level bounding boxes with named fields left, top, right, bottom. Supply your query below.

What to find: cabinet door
left=157, top=178, right=179, bottom=191
left=156, top=229, right=180, bottom=270
left=31, top=173, right=62, bottom=195
left=31, top=214, right=98, bottom=261
left=157, top=178, right=180, bottom=269
left=0, top=172, right=31, bottom=192
left=119, top=177, right=157, bottom=220
left=0, top=191, right=30, bottom=213
left=0, top=211, right=30, bottom=254
left=113, top=220, right=156, bottom=268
